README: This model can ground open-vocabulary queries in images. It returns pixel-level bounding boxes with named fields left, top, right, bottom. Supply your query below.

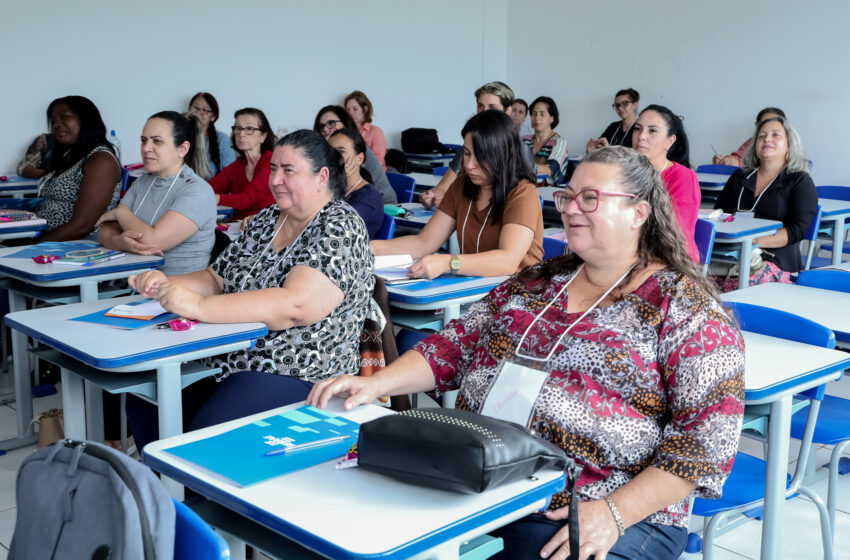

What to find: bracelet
left=604, top=495, right=626, bottom=537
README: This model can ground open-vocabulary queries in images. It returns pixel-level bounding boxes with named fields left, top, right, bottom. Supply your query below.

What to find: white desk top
left=818, top=197, right=850, bottom=218
left=0, top=243, right=163, bottom=284
left=0, top=175, right=39, bottom=189
left=722, top=283, right=850, bottom=342
left=4, top=295, right=267, bottom=370
left=407, top=171, right=441, bottom=189
left=742, top=331, right=850, bottom=403
left=697, top=172, right=730, bottom=187
left=143, top=401, right=564, bottom=559
left=701, top=215, right=782, bottom=240
left=817, top=262, right=850, bottom=271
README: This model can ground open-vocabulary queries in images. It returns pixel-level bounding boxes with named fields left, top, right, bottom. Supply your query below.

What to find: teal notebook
left=163, top=405, right=360, bottom=486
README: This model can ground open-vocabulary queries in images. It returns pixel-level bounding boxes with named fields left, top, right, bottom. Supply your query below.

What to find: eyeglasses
left=190, top=105, right=213, bottom=115
left=232, top=125, right=262, bottom=135
left=612, top=101, right=633, bottom=110
left=319, top=119, right=342, bottom=131
left=553, top=188, right=638, bottom=213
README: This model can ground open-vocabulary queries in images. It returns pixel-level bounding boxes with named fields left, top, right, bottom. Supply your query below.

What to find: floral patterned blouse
left=204, top=199, right=374, bottom=381
left=413, top=263, right=745, bottom=528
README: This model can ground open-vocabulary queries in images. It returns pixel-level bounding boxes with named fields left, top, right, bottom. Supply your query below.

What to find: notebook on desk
left=163, top=405, right=361, bottom=487
left=0, top=210, right=46, bottom=229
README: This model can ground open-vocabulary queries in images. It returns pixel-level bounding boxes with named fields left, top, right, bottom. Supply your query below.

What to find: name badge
left=479, top=359, right=549, bottom=428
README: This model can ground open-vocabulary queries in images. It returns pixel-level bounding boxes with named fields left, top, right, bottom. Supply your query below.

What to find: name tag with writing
left=479, top=360, right=549, bottom=428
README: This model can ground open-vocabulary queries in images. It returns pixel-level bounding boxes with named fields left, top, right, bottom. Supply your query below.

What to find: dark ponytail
left=149, top=110, right=204, bottom=174
left=278, top=130, right=346, bottom=198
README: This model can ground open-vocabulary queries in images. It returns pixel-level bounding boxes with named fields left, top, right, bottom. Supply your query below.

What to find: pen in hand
left=264, top=435, right=350, bottom=456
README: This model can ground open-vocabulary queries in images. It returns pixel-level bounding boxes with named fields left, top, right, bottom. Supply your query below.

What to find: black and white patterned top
left=37, top=145, right=121, bottom=232
left=203, top=199, right=375, bottom=381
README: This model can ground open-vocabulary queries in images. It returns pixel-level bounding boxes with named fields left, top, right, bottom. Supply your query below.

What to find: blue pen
left=264, top=435, right=349, bottom=456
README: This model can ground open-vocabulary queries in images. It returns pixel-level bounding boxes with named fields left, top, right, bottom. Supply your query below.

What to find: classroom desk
left=818, top=198, right=850, bottom=266
left=0, top=220, right=46, bottom=242
left=0, top=244, right=164, bottom=451
left=698, top=172, right=730, bottom=189
left=405, top=152, right=456, bottom=166
left=537, top=186, right=563, bottom=207
left=722, top=282, right=850, bottom=346
left=0, top=175, right=39, bottom=198
left=4, top=295, right=267, bottom=446
left=407, top=171, right=440, bottom=189
left=217, top=205, right=234, bottom=220
left=741, top=331, right=850, bottom=560
left=707, top=215, right=782, bottom=288
left=391, top=202, right=433, bottom=229
left=387, top=275, right=507, bottom=327
left=142, top=400, right=566, bottom=560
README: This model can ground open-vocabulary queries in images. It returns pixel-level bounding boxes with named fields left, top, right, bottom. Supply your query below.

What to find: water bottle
left=109, top=130, right=122, bottom=163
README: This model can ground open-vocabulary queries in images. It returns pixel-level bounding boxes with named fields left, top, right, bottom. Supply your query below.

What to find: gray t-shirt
left=364, top=146, right=397, bottom=204
left=120, top=166, right=216, bottom=275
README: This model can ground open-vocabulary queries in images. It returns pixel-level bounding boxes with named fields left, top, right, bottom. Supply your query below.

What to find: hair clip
left=724, top=215, right=735, bottom=222
left=216, top=223, right=230, bottom=231
left=0, top=176, right=8, bottom=182
left=155, top=318, right=198, bottom=331
left=32, top=255, right=60, bottom=264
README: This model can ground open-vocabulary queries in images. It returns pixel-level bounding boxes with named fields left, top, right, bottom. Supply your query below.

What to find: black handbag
left=357, top=408, right=571, bottom=493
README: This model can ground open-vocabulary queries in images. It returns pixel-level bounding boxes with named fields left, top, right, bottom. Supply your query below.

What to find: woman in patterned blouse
left=309, top=146, right=745, bottom=560
left=126, top=130, right=374, bottom=451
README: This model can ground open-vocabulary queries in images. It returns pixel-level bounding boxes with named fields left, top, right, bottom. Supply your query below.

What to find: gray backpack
left=10, top=439, right=175, bottom=560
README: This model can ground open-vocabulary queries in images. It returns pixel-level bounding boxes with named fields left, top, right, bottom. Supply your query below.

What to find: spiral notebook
left=374, top=254, right=425, bottom=285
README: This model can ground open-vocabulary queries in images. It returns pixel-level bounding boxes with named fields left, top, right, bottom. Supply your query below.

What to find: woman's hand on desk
left=307, top=375, right=383, bottom=411
left=541, top=500, right=620, bottom=560
left=408, top=254, right=451, bottom=280
left=119, top=231, right=164, bottom=256
left=157, top=281, right=204, bottom=320
left=129, top=270, right=167, bottom=297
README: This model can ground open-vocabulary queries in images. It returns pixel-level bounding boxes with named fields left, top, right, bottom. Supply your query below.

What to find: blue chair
left=173, top=498, right=230, bottom=559
left=433, top=166, right=449, bottom=176
left=376, top=214, right=396, bottom=241
left=803, top=205, right=824, bottom=270
left=542, top=236, right=566, bottom=261
left=386, top=172, right=416, bottom=203
left=443, top=143, right=463, bottom=153
left=814, top=186, right=850, bottom=264
left=694, top=218, right=716, bottom=274
left=696, top=164, right=738, bottom=175
left=688, top=302, right=836, bottom=558
left=790, top=270, right=850, bottom=542
left=119, top=167, right=132, bottom=198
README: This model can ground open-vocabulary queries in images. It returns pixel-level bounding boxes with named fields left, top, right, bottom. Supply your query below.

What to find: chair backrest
left=173, top=498, right=230, bottom=560
left=376, top=213, right=396, bottom=240
left=542, top=236, right=567, bottom=261
left=396, top=328, right=428, bottom=355
left=210, top=228, right=232, bottom=264
left=694, top=218, right=716, bottom=270
left=443, top=143, right=463, bottom=153
left=797, top=269, right=850, bottom=294
left=386, top=172, right=416, bottom=203
left=433, top=166, right=449, bottom=176
left=119, top=167, right=132, bottom=198
left=696, top=164, right=738, bottom=175
left=725, top=301, right=835, bottom=349
left=816, top=185, right=850, bottom=201
left=803, top=204, right=823, bottom=270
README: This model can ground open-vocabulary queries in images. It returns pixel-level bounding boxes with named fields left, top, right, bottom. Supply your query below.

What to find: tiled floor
left=1, top=380, right=849, bottom=559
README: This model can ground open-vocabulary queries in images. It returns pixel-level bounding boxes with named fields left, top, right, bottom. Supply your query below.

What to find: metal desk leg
left=737, top=239, right=753, bottom=289
left=78, top=280, right=99, bottom=303
left=157, top=362, right=185, bottom=499
left=442, top=304, right=462, bottom=327
left=0, top=290, right=38, bottom=451
left=831, top=220, right=846, bottom=266
left=761, top=395, right=792, bottom=560
left=61, top=367, right=87, bottom=439
left=84, top=381, right=105, bottom=442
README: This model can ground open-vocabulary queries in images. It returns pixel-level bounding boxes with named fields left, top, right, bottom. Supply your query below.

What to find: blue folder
left=70, top=299, right=178, bottom=329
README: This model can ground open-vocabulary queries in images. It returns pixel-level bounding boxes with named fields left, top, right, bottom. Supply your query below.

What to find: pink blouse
left=661, top=162, right=702, bottom=262
left=360, top=123, right=387, bottom=170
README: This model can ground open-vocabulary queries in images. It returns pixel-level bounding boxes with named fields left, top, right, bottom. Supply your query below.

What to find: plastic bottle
left=109, top=130, right=122, bottom=163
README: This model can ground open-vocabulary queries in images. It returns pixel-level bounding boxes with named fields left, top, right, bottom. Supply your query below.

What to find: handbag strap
left=566, top=461, right=581, bottom=560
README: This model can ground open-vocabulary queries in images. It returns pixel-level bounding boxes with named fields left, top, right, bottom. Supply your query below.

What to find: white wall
left=0, top=0, right=506, bottom=171
left=506, top=0, right=850, bottom=184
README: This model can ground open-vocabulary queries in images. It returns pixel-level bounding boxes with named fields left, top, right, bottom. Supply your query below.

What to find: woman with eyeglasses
left=313, top=105, right=396, bottom=204
left=371, top=110, right=543, bottom=279
left=713, top=116, right=816, bottom=289
left=309, top=147, right=744, bottom=560
left=97, top=111, right=216, bottom=274
left=188, top=92, right=236, bottom=178
left=207, top=108, right=276, bottom=221
left=632, top=104, right=701, bottom=262
left=587, top=89, right=639, bottom=153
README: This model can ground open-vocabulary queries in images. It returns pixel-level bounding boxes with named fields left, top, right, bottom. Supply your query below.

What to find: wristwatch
left=450, top=254, right=461, bottom=273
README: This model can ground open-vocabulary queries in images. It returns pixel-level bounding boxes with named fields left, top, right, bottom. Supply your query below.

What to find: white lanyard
left=135, top=165, right=184, bottom=224
left=737, top=168, right=777, bottom=213
left=611, top=121, right=634, bottom=146
left=240, top=211, right=317, bottom=291
left=459, top=198, right=492, bottom=254
left=514, top=263, right=636, bottom=362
